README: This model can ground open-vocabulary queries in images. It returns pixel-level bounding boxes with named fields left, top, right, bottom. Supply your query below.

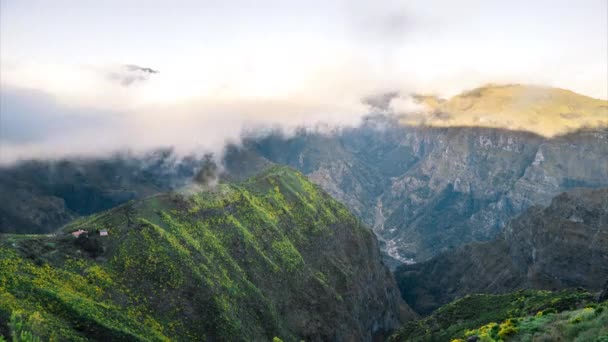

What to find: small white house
left=71, top=229, right=87, bottom=237
left=99, top=229, right=109, bottom=236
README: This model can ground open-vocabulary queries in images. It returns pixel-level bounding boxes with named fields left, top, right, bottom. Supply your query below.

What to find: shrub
left=74, top=235, right=104, bottom=257
left=498, top=319, right=519, bottom=338
left=497, top=325, right=518, bottom=338
left=570, top=317, right=582, bottom=324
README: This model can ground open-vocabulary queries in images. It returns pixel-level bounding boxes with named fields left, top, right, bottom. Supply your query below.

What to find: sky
left=1, top=0, right=607, bottom=163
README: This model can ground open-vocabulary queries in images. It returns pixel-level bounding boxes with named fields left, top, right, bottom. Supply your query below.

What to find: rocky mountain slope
left=3, top=86, right=607, bottom=264
left=395, top=188, right=608, bottom=315
left=0, top=166, right=414, bottom=341
left=243, top=120, right=608, bottom=262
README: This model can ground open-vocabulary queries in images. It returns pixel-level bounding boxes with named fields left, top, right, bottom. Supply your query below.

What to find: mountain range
left=1, top=84, right=607, bottom=341
left=395, top=188, right=608, bottom=315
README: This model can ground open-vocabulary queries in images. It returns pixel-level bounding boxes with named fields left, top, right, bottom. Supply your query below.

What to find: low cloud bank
left=0, top=62, right=397, bottom=164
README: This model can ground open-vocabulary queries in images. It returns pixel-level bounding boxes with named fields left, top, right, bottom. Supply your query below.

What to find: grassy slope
left=0, top=166, right=390, bottom=341
left=389, top=289, right=603, bottom=342
left=459, top=302, right=608, bottom=342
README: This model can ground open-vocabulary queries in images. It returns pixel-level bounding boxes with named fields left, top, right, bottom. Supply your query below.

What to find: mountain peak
left=405, top=84, right=608, bottom=136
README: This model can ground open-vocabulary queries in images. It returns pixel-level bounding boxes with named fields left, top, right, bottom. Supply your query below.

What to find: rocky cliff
left=243, top=121, right=608, bottom=262
left=395, top=188, right=608, bottom=314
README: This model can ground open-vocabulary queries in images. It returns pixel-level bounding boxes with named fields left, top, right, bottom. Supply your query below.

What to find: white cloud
left=1, top=0, right=606, bottom=162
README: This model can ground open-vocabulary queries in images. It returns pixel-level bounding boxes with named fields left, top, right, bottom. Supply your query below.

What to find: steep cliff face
left=395, top=188, right=608, bottom=314
left=3, top=121, right=607, bottom=265
left=0, top=166, right=414, bottom=341
left=4, top=122, right=607, bottom=264
left=246, top=122, right=608, bottom=262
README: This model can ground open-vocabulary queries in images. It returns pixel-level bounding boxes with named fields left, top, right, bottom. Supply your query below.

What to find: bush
left=498, top=325, right=518, bottom=338
left=74, top=235, right=104, bottom=257
left=497, top=319, right=519, bottom=338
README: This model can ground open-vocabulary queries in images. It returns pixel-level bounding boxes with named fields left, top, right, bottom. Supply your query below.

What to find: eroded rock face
left=504, top=188, right=608, bottom=290
left=395, top=188, right=608, bottom=314
left=3, top=117, right=608, bottom=263
left=245, top=119, right=608, bottom=262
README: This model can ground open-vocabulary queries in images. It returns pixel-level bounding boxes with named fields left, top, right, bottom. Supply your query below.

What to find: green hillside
left=0, top=166, right=411, bottom=341
left=389, top=289, right=606, bottom=341
left=458, top=303, right=608, bottom=342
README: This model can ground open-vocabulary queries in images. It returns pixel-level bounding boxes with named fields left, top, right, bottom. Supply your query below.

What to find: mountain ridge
left=0, top=166, right=414, bottom=341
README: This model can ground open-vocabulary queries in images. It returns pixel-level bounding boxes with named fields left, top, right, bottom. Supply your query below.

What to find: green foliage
left=8, top=312, right=41, bottom=342
left=0, top=166, right=373, bottom=341
left=461, top=302, right=608, bottom=341
left=271, top=240, right=304, bottom=272
left=0, top=243, right=167, bottom=341
left=497, top=319, right=518, bottom=339
left=389, top=289, right=595, bottom=342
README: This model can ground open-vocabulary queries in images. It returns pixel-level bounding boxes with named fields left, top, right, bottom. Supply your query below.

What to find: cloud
left=363, top=91, right=429, bottom=114
left=1, top=52, right=604, bottom=164
left=0, top=61, right=383, bottom=164
left=1, top=1, right=605, bottom=163
left=107, top=64, right=159, bottom=86
left=389, top=96, right=430, bottom=114
left=363, top=92, right=399, bottom=111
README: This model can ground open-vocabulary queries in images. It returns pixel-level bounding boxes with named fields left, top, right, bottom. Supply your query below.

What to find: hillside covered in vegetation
left=389, top=289, right=608, bottom=341
left=0, top=166, right=414, bottom=341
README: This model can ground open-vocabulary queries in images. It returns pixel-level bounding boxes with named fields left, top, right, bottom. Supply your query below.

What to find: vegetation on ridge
left=0, top=166, right=407, bottom=341
left=389, top=289, right=607, bottom=341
